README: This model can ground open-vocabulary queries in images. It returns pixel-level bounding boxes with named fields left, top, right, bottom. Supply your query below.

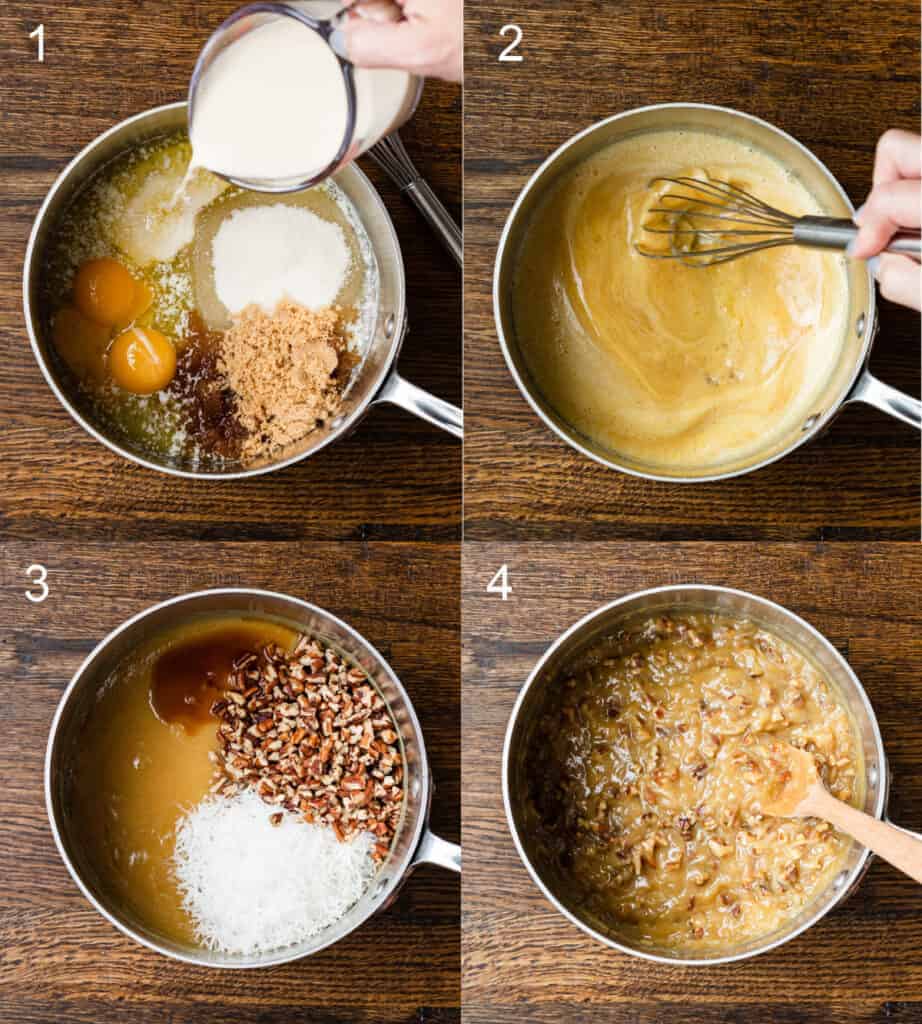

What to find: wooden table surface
left=0, top=2, right=460, bottom=1021
left=0, top=0, right=461, bottom=544
left=462, top=541, right=922, bottom=1023
left=464, top=0, right=921, bottom=541
left=0, top=540, right=460, bottom=1023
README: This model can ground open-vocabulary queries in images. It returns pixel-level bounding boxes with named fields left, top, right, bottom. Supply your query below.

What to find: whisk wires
left=636, top=176, right=799, bottom=267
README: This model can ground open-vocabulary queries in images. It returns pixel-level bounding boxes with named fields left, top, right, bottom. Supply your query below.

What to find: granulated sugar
left=211, top=203, right=351, bottom=315
left=173, top=789, right=376, bottom=955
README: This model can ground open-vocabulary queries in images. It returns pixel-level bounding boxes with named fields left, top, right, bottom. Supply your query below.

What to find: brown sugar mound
left=218, top=300, right=347, bottom=461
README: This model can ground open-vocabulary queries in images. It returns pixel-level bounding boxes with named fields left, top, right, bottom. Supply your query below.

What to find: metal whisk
left=368, top=132, right=462, bottom=267
left=636, top=176, right=921, bottom=267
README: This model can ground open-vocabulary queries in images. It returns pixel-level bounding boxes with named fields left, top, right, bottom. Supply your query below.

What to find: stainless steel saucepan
left=494, top=103, right=920, bottom=482
left=46, top=588, right=460, bottom=968
left=502, top=584, right=906, bottom=965
left=23, top=102, right=462, bottom=480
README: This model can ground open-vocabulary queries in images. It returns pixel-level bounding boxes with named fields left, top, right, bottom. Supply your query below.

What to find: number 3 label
left=25, top=564, right=49, bottom=604
left=498, top=24, right=523, bottom=62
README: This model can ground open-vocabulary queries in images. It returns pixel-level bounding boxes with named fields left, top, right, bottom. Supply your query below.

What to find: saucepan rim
left=493, top=102, right=878, bottom=483
left=45, top=586, right=439, bottom=968
left=501, top=582, right=888, bottom=965
left=22, top=101, right=409, bottom=481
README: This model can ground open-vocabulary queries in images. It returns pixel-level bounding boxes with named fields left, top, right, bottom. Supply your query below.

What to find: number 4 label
left=487, top=564, right=512, bottom=601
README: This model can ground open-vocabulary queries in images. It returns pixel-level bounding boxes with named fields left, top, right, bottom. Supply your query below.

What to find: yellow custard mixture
left=70, top=616, right=297, bottom=945
left=512, top=130, right=849, bottom=472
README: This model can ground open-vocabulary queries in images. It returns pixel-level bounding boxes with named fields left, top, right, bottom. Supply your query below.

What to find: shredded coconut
left=211, top=203, right=351, bottom=315
left=173, top=789, right=376, bottom=955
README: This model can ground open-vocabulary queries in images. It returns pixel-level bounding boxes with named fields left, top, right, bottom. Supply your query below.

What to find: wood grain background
left=0, top=540, right=460, bottom=1023
left=0, top=1, right=460, bottom=1020
left=0, top=1, right=461, bottom=543
left=462, top=541, right=922, bottom=1023
left=464, top=0, right=921, bottom=541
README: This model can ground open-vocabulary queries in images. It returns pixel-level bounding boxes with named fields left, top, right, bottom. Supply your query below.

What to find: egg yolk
left=52, top=306, right=111, bottom=382
left=108, top=326, right=177, bottom=394
left=73, top=258, right=151, bottom=327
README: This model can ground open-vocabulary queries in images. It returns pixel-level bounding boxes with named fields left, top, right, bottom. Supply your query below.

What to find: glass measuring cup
left=189, top=1, right=423, bottom=193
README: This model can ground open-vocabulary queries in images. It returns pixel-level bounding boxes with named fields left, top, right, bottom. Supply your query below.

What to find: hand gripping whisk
left=635, top=176, right=921, bottom=267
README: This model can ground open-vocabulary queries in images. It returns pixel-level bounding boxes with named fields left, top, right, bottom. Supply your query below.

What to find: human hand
left=849, top=128, right=921, bottom=312
left=342, top=0, right=462, bottom=83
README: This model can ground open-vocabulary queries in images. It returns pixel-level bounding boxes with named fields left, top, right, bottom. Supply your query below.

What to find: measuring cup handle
left=847, top=369, right=921, bottom=430
left=376, top=370, right=463, bottom=438
left=410, top=828, right=462, bottom=873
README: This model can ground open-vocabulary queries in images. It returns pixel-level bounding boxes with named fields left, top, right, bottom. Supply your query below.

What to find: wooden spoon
left=763, top=742, right=922, bottom=885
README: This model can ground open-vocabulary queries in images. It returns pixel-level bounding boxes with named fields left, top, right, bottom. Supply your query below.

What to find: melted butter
left=43, top=132, right=373, bottom=469
left=71, top=615, right=297, bottom=946
left=512, top=130, right=849, bottom=471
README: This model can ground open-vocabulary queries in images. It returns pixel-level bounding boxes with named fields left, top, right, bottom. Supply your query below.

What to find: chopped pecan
left=210, top=633, right=405, bottom=863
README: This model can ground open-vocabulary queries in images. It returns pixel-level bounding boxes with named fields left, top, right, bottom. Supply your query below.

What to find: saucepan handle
left=410, top=828, right=462, bottom=873
left=846, top=369, right=921, bottom=430
left=375, top=370, right=463, bottom=438
left=885, top=820, right=922, bottom=843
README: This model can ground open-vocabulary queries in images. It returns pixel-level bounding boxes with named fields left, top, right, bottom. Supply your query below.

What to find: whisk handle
left=794, top=217, right=921, bottom=257
left=367, top=133, right=462, bottom=267
left=884, top=233, right=922, bottom=257
left=793, top=216, right=858, bottom=250
left=404, top=177, right=463, bottom=267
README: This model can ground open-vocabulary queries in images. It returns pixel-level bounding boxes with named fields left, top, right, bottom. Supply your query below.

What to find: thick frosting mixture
left=511, top=130, right=849, bottom=472
left=524, top=614, right=861, bottom=952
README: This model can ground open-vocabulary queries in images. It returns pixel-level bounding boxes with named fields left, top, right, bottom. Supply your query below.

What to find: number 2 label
left=498, top=24, right=523, bottom=63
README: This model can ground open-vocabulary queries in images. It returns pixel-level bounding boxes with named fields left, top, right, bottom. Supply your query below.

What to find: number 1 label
left=30, top=24, right=45, bottom=62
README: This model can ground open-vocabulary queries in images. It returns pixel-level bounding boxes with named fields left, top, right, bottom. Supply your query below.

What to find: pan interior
left=47, top=593, right=426, bottom=967
left=497, top=107, right=871, bottom=479
left=27, top=105, right=406, bottom=477
left=506, top=588, right=883, bottom=962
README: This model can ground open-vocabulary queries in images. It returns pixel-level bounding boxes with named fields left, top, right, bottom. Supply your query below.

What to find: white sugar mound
left=211, top=203, right=351, bottom=316
left=173, top=789, right=376, bottom=955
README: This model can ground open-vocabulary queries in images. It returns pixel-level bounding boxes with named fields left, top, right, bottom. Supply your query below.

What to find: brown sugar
left=218, top=300, right=347, bottom=461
